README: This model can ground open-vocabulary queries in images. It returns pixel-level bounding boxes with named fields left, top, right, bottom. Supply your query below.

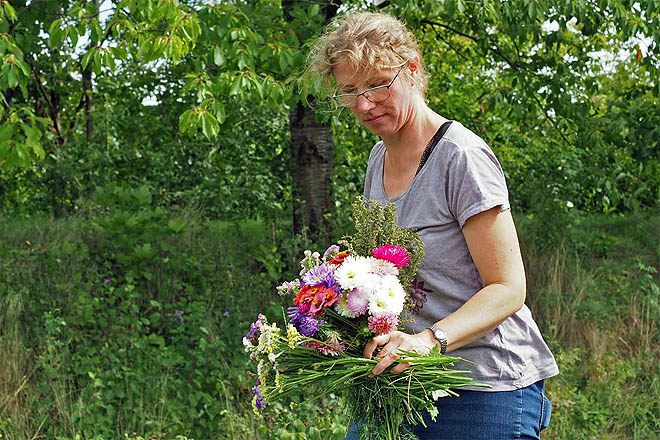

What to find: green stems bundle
left=246, top=318, right=487, bottom=440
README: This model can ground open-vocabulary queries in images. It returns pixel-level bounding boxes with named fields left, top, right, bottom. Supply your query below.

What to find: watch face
left=433, top=327, right=447, bottom=341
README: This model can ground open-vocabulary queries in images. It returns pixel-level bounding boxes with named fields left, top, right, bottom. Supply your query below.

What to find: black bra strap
left=415, top=120, right=453, bottom=176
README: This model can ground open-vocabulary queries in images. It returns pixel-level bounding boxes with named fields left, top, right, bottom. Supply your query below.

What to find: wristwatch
left=428, top=325, right=448, bottom=355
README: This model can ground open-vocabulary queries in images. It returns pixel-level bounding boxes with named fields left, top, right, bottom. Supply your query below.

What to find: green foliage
left=521, top=210, right=660, bottom=439
left=1, top=205, right=659, bottom=438
left=340, top=197, right=425, bottom=289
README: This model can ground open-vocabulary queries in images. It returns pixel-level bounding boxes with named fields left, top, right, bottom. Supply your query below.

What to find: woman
left=307, top=11, right=559, bottom=440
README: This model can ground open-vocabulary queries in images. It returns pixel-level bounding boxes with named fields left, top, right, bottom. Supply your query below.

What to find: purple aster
left=223, top=311, right=230, bottom=317
left=287, top=307, right=323, bottom=337
left=301, top=264, right=337, bottom=289
left=252, top=382, right=265, bottom=410
left=174, top=309, right=184, bottom=324
left=246, top=313, right=266, bottom=342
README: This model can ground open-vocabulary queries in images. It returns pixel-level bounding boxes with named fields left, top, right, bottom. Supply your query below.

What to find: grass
left=0, top=208, right=658, bottom=439
left=520, top=210, right=660, bottom=439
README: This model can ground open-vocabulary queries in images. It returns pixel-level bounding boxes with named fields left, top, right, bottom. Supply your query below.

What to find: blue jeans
left=344, top=379, right=551, bottom=440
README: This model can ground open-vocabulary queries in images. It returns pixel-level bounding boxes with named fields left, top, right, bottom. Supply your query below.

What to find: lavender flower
left=252, top=382, right=265, bottom=410
left=174, top=309, right=184, bottom=324
left=104, top=278, right=110, bottom=285
left=223, top=311, right=230, bottom=317
left=287, top=307, right=323, bottom=337
left=246, top=314, right=266, bottom=343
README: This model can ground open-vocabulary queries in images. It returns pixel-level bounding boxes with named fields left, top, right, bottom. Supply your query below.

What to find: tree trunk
left=289, top=99, right=334, bottom=236
left=284, top=0, right=339, bottom=236
left=83, top=67, right=95, bottom=141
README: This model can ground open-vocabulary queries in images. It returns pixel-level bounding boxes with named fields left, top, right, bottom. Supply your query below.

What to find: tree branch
left=530, top=91, right=570, bottom=146
left=24, top=55, right=62, bottom=140
left=420, top=19, right=523, bottom=70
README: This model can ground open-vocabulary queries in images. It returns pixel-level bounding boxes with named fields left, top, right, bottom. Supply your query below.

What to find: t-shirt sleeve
left=444, top=144, right=510, bottom=228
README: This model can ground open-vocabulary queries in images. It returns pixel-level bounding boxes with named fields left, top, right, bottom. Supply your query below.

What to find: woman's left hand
left=363, top=330, right=435, bottom=376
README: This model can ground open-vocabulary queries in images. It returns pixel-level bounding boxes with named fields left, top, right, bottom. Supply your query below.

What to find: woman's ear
left=408, top=57, right=420, bottom=77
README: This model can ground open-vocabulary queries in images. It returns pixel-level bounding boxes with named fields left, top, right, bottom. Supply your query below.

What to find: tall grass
left=520, top=211, right=660, bottom=439
left=0, top=206, right=658, bottom=439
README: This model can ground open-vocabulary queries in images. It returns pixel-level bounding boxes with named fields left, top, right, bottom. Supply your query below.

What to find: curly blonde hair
left=307, top=11, right=428, bottom=97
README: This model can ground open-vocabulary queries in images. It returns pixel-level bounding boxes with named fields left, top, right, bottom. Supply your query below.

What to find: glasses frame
left=333, top=68, right=403, bottom=108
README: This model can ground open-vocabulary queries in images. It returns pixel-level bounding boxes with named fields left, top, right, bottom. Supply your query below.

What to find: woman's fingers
left=363, top=332, right=392, bottom=359
left=366, top=331, right=434, bottom=376
left=370, top=350, right=399, bottom=376
left=390, top=361, right=411, bottom=374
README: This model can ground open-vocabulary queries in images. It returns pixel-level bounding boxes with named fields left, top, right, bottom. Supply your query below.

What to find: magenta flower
left=368, top=313, right=398, bottom=335
left=372, top=245, right=410, bottom=268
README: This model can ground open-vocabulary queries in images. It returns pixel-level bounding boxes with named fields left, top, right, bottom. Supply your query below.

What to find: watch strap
left=429, top=325, right=448, bottom=355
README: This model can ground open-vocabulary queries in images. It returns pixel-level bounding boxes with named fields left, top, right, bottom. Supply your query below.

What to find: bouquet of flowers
left=244, top=198, right=486, bottom=440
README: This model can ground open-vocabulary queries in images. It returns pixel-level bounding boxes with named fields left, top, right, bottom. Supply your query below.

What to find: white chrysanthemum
left=334, top=256, right=372, bottom=290
left=368, top=290, right=393, bottom=316
left=357, top=272, right=381, bottom=292
left=380, top=274, right=406, bottom=303
left=334, top=294, right=358, bottom=318
left=369, top=275, right=406, bottom=316
left=368, top=257, right=399, bottom=277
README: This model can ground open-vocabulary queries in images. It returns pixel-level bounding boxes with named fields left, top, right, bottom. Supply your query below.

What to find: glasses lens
left=338, top=95, right=357, bottom=107
left=364, top=86, right=390, bottom=103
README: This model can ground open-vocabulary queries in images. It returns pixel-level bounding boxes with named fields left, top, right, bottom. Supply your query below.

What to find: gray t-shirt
left=363, top=121, right=559, bottom=391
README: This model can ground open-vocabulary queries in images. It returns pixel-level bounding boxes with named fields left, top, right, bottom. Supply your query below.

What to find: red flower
left=293, top=285, right=339, bottom=317
left=328, top=251, right=351, bottom=266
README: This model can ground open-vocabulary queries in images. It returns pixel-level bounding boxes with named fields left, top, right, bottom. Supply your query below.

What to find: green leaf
left=279, top=52, right=288, bottom=72
left=214, top=102, right=226, bottom=124
left=528, top=1, right=537, bottom=20
left=178, top=109, right=194, bottom=133
left=68, top=25, right=79, bottom=48
left=229, top=76, right=242, bottom=96
left=81, top=49, right=94, bottom=71
left=4, top=3, right=17, bottom=21
left=48, top=20, right=65, bottom=48
left=251, top=76, right=264, bottom=99
left=213, top=46, right=225, bottom=66
left=103, top=50, right=116, bottom=73
left=7, top=67, right=17, bottom=89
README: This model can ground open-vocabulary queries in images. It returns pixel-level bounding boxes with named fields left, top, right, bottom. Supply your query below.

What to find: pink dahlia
left=368, top=313, right=398, bottom=335
left=372, top=245, right=410, bottom=268
left=302, top=340, right=345, bottom=356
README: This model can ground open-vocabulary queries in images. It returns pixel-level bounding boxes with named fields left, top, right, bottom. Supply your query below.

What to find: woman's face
left=333, top=62, right=418, bottom=138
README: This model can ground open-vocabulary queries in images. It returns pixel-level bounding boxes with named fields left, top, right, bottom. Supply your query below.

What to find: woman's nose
left=356, top=94, right=375, bottom=112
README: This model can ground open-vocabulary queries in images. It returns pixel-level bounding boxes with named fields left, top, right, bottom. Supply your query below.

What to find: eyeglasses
left=333, top=68, right=402, bottom=108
